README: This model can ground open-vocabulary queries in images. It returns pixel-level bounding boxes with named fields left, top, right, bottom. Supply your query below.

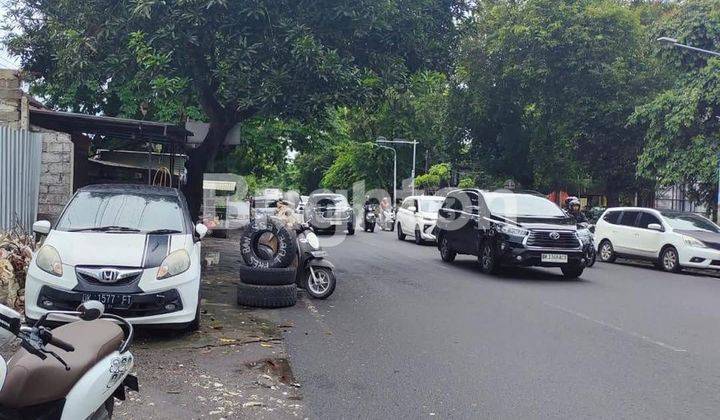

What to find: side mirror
left=33, top=220, right=51, bottom=235
left=648, top=223, right=663, bottom=232
left=408, top=206, right=417, bottom=213
left=195, top=223, right=208, bottom=239
left=76, top=301, right=105, bottom=321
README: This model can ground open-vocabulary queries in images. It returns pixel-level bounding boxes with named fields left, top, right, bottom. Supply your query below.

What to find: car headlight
left=499, top=224, right=529, bottom=237
left=157, top=250, right=191, bottom=279
left=36, top=245, right=63, bottom=277
left=306, top=232, right=320, bottom=249
left=683, top=235, right=706, bottom=248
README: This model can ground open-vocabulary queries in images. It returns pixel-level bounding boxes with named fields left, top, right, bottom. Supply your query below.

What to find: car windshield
left=312, top=195, right=349, bottom=207
left=419, top=199, right=444, bottom=213
left=56, top=191, right=185, bottom=233
left=661, top=212, right=720, bottom=233
left=485, top=193, right=565, bottom=217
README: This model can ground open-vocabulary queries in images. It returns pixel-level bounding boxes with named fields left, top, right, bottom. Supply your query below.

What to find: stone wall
left=0, top=70, right=22, bottom=129
left=38, top=131, right=74, bottom=221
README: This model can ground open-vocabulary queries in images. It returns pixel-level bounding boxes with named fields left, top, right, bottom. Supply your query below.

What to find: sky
left=0, top=3, right=20, bottom=69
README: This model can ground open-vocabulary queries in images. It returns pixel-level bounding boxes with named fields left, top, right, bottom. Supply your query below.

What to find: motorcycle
left=379, top=207, right=395, bottom=232
left=577, top=223, right=596, bottom=267
left=0, top=301, right=137, bottom=420
left=363, top=204, right=378, bottom=232
left=296, top=224, right=337, bottom=299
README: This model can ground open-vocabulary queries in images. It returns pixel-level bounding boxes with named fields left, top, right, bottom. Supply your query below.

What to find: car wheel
left=397, top=223, right=406, bottom=240
left=660, top=246, right=681, bottom=273
left=479, top=241, right=499, bottom=274
left=239, top=264, right=297, bottom=286
left=598, top=240, right=616, bottom=263
left=237, top=282, right=298, bottom=308
left=439, top=236, right=456, bottom=263
left=347, top=223, right=355, bottom=235
left=414, top=226, right=425, bottom=245
left=561, top=263, right=585, bottom=279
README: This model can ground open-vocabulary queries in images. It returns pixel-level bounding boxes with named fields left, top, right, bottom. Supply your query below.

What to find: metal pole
left=411, top=140, right=417, bottom=195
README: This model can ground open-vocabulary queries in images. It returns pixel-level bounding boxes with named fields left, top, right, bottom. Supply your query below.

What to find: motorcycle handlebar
left=48, top=335, right=75, bottom=352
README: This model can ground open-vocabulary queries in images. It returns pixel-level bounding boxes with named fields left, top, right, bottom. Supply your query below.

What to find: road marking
left=543, top=302, right=688, bottom=353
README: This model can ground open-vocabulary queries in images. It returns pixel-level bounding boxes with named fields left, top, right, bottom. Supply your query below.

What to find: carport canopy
left=29, top=108, right=192, bottom=144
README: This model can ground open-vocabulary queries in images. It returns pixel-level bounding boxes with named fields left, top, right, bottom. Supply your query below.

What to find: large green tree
left=6, top=0, right=464, bottom=216
left=632, top=0, right=720, bottom=216
left=454, top=0, right=662, bottom=202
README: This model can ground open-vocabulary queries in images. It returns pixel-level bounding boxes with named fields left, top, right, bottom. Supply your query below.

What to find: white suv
left=594, top=207, right=720, bottom=272
left=396, top=195, right=445, bottom=245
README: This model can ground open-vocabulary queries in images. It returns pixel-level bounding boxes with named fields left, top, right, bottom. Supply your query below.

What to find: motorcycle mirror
left=77, top=301, right=105, bottom=321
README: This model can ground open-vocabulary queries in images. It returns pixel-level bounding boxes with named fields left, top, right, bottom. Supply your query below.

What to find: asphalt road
left=275, top=230, right=720, bottom=419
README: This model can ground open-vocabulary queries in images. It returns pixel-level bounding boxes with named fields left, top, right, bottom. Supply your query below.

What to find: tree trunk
left=183, top=122, right=233, bottom=221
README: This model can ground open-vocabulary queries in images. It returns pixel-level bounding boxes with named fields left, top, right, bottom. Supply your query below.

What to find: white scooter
left=0, top=301, right=137, bottom=419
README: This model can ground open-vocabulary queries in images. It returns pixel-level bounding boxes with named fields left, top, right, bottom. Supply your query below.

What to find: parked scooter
left=0, top=301, right=137, bottom=419
left=578, top=223, right=596, bottom=267
left=295, top=224, right=337, bottom=299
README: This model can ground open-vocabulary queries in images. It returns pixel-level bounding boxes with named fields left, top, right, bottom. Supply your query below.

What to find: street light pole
left=375, top=138, right=397, bottom=206
left=657, top=37, right=720, bottom=219
left=377, top=137, right=419, bottom=197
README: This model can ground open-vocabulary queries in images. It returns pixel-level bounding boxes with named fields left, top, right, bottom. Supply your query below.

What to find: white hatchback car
left=594, top=207, right=720, bottom=272
left=396, top=195, right=445, bottom=244
left=25, top=184, right=208, bottom=330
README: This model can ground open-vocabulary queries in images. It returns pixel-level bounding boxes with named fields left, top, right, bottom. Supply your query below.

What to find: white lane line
left=543, top=302, right=688, bottom=353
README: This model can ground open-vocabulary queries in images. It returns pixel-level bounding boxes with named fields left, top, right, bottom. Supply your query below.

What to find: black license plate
left=81, top=293, right=133, bottom=309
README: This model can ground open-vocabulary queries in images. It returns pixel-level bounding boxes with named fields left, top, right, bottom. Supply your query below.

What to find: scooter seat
left=0, top=319, right=123, bottom=408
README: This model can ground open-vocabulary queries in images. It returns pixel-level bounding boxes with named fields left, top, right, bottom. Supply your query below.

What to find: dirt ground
left=115, top=233, right=305, bottom=419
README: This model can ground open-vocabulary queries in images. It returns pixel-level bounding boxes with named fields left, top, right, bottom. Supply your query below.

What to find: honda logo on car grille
left=100, top=269, right=119, bottom=283
left=549, top=231, right=561, bottom=240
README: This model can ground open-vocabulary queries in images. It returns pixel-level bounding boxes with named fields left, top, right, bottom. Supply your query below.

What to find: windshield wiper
left=69, top=225, right=141, bottom=232
left=145, top=229, right=182, bottom=234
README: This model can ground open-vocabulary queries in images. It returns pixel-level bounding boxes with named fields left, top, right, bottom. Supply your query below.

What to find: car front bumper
left=498, top=245, right=585, bottom=267
left=419, top=221, right=438, bottom=241
left=679, top=246, right=720, bottom=269
left=25, top=263, right=200, bottom=325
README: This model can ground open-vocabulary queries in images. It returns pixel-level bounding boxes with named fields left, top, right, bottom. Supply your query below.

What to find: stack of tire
left=237, top=217, right=299, bottom=308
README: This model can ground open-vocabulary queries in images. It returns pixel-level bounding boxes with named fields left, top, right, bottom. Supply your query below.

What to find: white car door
left=398, top=198, right=414, bottom=234
left=634, top=211, right=666, bottom=259
left=615, top=210, right=641, bottom=255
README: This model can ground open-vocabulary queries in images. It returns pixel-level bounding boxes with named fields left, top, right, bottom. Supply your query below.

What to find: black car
left=435, top=189, right=586, bottom=278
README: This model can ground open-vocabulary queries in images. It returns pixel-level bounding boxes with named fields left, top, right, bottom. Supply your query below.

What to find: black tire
left=659, top=246, right=682, bottom=273
left=301, top=267, right=336, bottom=299
left=598, top=240, right=616, bottom=263
left=561, top=263, right=585, bottom=279
left=368, top=223, right=375, bottom=233
left=586, top=247, right=596, bottom=267
left=397, top=223, right=406, bottom=240
left=239, top=264, right=297, bottom=286
left=240, top=217, right=297, bottom=268
left=236, top=282, right=298, bottom=308
left=479, top=241, right=500, bottom=274
left=347, top=223, right=355, bottom=235
left=439, top=235, right=456, bottom=263
left=414, top=226, right=425, bottom=245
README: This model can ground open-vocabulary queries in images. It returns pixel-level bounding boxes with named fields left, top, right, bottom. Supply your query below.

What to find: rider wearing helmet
left=565, top=196, right=587, bottom=224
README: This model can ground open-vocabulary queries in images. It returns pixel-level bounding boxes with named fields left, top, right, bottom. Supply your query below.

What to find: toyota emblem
left=549, top=231, right=561, bottom=240
left=100, top=269, right=119, bottom=283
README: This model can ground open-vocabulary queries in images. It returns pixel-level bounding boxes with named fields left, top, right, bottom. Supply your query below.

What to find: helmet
left=567, top=196, right=581, bottom=211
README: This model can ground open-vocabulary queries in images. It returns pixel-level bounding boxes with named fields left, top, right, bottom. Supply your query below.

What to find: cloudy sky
left=0, top=4, right=20, bottom=69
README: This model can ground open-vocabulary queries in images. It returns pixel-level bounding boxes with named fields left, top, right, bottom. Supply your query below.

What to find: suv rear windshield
left=661, top=212, right=720, bottom=233
left=312, top=195, right=349, bottom=207
left=56, top=191, right=185, bottom=233
left=484, top=193, right=565, bottom=217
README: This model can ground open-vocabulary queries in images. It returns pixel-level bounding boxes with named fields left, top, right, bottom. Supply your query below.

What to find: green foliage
left=454, top=0, right=662, bottom=199
left=320, top=142, right=390, bottom=191
left=632, top=0, right=720, bottom=211
left=416, top=163, right=451, bottom=189
left=457, top=177, right=474, bottom=189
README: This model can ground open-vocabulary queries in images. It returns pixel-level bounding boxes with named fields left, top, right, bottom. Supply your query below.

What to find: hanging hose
left=152, top=166, right=173, bottom=187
